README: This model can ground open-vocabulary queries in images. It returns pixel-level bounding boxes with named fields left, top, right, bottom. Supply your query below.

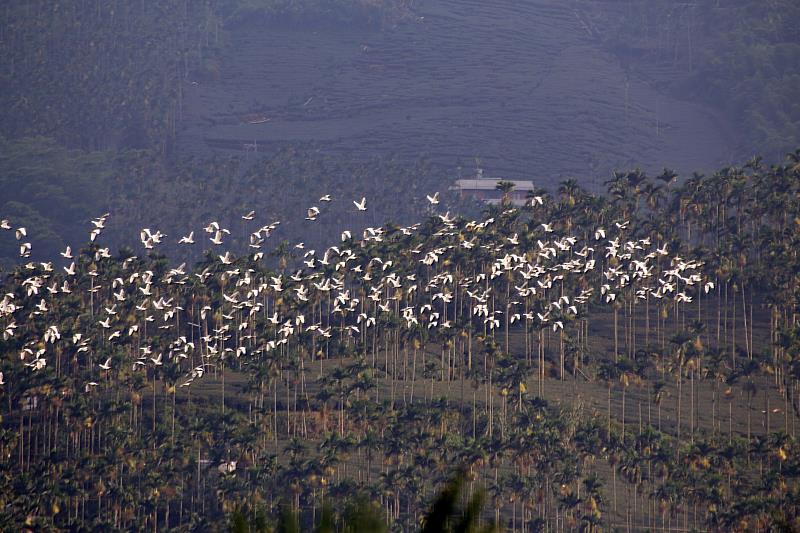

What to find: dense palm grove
left=1, top=152, right=799, bottom=531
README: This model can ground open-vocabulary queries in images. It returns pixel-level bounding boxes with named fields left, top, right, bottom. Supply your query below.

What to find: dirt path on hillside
left=179, top=0, right=737, bottom=188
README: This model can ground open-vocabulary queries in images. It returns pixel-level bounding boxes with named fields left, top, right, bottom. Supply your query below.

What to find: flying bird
left=209, top=231, right=225, bottom=245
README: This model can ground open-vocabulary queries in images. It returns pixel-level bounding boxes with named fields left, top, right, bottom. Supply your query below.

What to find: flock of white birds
left=0, top=192, right=711, bottom=393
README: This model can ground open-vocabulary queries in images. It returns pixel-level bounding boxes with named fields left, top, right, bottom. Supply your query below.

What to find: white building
left=451, top=178, right=536, bottom=206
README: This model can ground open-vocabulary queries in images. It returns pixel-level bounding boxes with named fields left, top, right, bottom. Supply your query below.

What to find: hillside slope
left=179, top=0, right=737, bottom=186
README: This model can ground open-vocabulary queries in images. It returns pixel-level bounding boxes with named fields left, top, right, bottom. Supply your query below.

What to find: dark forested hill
left=582, top=0, right=800, bottom=161
left=0, top=1, right=217, bottom=153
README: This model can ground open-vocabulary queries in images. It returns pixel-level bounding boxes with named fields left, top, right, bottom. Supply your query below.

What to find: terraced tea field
left=179, top=0, right=736, bottom=187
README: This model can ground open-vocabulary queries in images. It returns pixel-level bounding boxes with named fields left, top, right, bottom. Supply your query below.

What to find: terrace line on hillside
left=451, top=178, right=535, bottom=206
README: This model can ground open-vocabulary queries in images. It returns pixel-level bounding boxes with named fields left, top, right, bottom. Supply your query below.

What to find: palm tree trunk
left=622, top=386, right=626, bottom=437
left=676, top=374, right=682, bottom=443
left=690, top=369, right=694, bottom=443
left=614, top=307, right=619, bottom=361
left=742, top=284, right=750, bottom=358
